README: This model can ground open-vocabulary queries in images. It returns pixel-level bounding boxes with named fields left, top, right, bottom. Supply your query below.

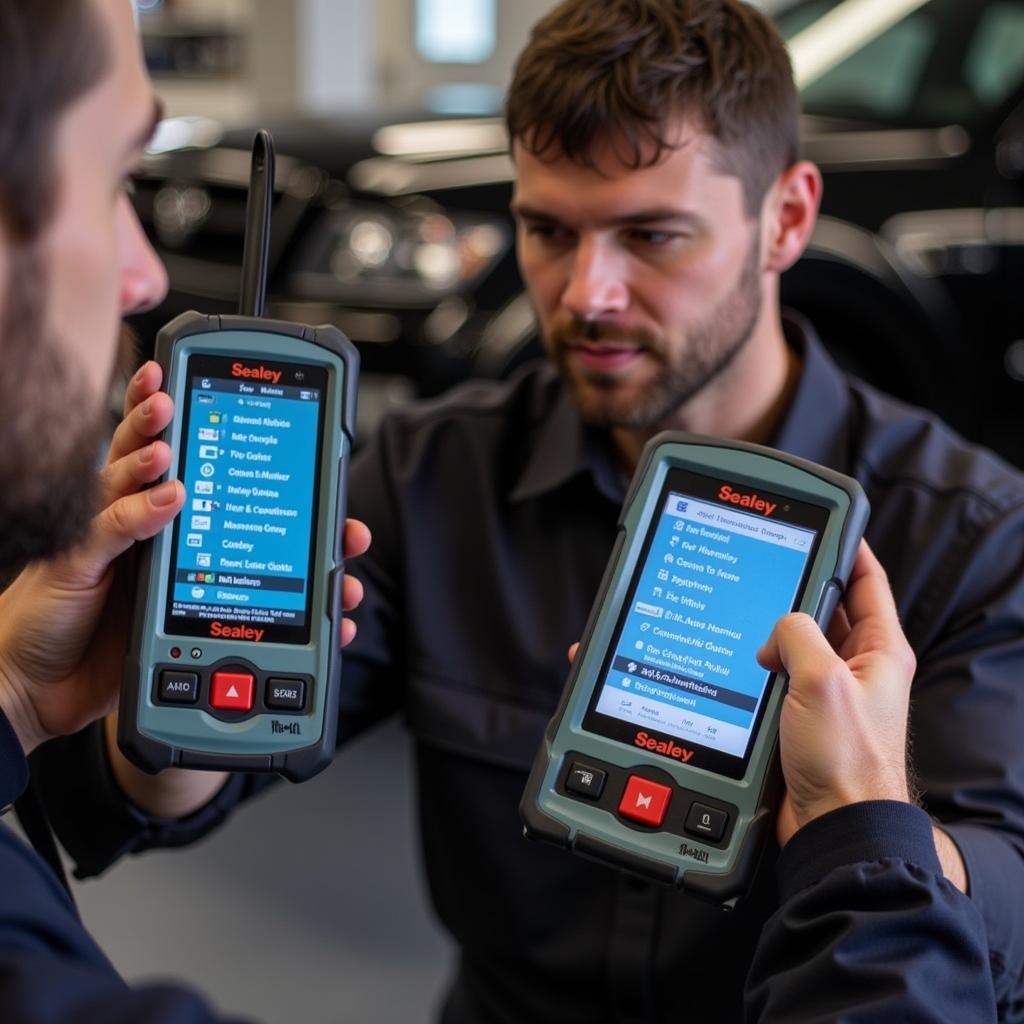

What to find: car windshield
left=774, top=0, right=1024, bottom=128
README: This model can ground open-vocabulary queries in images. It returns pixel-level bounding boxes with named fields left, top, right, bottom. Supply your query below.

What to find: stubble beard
left=550, top=233, right=763, bottom=431
left=0, top=242, right=106, bottom=576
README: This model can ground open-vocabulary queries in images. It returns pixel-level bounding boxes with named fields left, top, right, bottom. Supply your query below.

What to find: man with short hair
left=0, top=1, right=365, bottom=1018
left=0, top=0, right=1011, bottom=1021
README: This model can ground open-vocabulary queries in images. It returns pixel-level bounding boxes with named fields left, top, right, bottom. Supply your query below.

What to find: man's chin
left=566, top=379, right=664, bottom=430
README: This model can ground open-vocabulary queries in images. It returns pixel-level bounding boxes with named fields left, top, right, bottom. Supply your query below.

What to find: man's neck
left=610, top=320, right=801, bottom=476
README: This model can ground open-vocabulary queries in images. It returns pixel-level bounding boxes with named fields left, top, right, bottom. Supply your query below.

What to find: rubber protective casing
left=519, top=432, right=869, bottom=904
left=119, top=312, right=358, bottom=782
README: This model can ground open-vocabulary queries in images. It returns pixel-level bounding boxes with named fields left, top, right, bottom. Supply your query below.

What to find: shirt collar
left=509, top=368, right=626, bottom=505
left=509, top=316, right=852, bottom=504
left=770, top=314, right=853, bottom=468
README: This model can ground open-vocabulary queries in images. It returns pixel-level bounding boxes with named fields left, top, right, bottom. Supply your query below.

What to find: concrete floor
left=70, top=720, right=455, bottom=1023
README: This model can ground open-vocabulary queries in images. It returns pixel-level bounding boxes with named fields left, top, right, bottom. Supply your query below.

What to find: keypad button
left=158, top=670, right=199, bottom=704
left=684, top=801, right=729, bottom=842
left=210, top=671, right=254, bottom=711
left=618, top=776, right=672, bottom=827
left=266, top=678, right=306, bottom=711
left=565, top=762, right=606, bottom=800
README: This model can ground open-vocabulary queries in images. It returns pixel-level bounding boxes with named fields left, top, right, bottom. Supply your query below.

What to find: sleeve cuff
left=777, top=801, right=943, bottom=903
left=0, top=708, right=29, bottom=809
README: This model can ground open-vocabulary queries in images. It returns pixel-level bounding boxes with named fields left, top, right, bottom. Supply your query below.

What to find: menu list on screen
left=164, top=356, right=326, bottom=644
left=590, top=483, right=819, bottom=763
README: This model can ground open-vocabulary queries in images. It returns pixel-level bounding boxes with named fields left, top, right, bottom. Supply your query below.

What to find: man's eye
left=526, top=222, right=570, bottom=242
left=628, top=229, right=679, bottom=246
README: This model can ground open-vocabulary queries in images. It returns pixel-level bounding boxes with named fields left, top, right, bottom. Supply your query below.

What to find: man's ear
left=762, top=161, right=822, bottom=274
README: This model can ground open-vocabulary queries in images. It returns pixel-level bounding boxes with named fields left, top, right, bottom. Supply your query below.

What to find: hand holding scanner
left=119, top=131, right=359, bottom=782
left=520, top=433, right=869, bottom=903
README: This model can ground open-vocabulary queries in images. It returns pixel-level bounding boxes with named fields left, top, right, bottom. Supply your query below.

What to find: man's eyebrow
left=125, top=97, right=165, bottom=160
left=510, top=202, right=702, bottom=228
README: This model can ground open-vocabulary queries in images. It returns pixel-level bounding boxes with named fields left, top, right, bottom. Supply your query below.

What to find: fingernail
left=139, top=443, right=155, bottom=464
left=134, top=366, right=146, bottom=384
left=149, top=481, right=178, bottom=507
left=141, top=400, right=152, bottom=417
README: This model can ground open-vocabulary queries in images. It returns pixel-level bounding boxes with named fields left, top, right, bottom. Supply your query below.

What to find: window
left=416, top=0, right=497, bottom=64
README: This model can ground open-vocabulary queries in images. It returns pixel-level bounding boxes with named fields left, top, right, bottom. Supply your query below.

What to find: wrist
left=103, top=715, right=229, bottom=818
left=0, top=657, right=44, bottom=755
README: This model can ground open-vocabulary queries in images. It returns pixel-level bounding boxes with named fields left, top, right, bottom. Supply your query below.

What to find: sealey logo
left=231, top=361, right=282, bottom=385
left=718, top=484, right=776, bottom=517
left=634, top=730, right=695, bottom=762
left=210, top=621, right=264, bottom=642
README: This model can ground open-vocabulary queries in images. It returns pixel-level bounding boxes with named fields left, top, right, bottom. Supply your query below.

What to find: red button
left=618, top=776, right=672, bottom=827
left=210, top=671, right=254, bottom=711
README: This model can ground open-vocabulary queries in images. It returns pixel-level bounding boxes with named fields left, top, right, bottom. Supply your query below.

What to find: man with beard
left=0, top=0, right=1009, bottom=1021
left=0, top=1, right=369, bottom=1018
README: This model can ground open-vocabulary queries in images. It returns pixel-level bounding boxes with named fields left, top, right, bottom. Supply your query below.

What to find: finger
left=342, top=519, right=371, bottom=559
left=843, top=540, right=900, bottom=627
left=100, top=441, right=173, bottom=506
left=757, top=612, right=839, bottom=682
left=106, top=390, right=175, bottom=467
left=341, top=573, right=364, bottom=612
left=123, top=360, right=164, bottom=420
left=74, top=480, right=185, bottom=579
left=340, top=618, right=358, bottom=648
left=568, top=642, right=579, bottom=664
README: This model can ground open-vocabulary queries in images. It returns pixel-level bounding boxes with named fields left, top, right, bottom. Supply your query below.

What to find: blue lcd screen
left=163, top=354, right=328, bottom=645
left=584, top=469, right=827, bottom=776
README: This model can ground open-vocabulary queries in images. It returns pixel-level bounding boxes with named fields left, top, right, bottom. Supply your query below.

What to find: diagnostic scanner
left=520, top=433, right=869, bottom=903
left=119, top=131, right=359, bottom=782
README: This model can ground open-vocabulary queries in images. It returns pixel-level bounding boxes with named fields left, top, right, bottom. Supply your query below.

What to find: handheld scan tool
left=520, top=433, right=869, bottom=904
left=119, top=131, right=359, bottom=782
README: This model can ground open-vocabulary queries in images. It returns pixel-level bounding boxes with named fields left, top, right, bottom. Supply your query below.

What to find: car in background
left=130, top=0, right=1024, bottom=464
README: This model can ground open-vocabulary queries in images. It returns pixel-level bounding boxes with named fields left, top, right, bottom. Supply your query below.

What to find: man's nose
left=119, top=196, right=169, bottom=315
left=561, top=237, right=628, bottom=320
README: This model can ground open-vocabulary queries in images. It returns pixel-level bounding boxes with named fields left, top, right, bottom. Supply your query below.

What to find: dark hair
left=0, top=0, right=110, bottom=242
left=506, top=0, right=800, bottom=215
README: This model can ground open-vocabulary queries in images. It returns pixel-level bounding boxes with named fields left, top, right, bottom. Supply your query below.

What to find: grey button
left=158, top=670, right=200, bottom=704
left=565, top=762, right=606, bottom=800
left=266, top=678, right=306, bottom=711
left=684, top=801, right=728, bottom=842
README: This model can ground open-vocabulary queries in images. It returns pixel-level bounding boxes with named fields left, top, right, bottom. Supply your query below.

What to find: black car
left=131, top=0, right=1024, bottom=463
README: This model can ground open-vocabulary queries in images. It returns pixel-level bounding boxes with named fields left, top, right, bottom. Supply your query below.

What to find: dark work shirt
left=39, top=321, right=1024, bottom=1021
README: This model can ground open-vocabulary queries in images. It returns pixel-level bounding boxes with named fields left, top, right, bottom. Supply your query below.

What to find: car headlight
left=291, top=200, right=510, bottom=306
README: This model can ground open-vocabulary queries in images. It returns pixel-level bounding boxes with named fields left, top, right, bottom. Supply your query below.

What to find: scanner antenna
left=239, top=129, right=275, bottom=318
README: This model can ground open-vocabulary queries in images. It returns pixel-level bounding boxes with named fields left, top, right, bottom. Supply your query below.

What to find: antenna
left=238, top=129, right=275, bottom=318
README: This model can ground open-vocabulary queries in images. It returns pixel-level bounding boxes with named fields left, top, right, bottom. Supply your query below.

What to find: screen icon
left=208, top=412, right=221, bottom=425
left=191, top=587, right=206, bottom=599
left=200, top=379, right=212, bottom=390
left=194, top=480, right=214, bottom=495
left=199, top=463, right=215, bottom=478
left=198, top=427, right=219, bottom=441
left=192, top=499, right=213, bottom=513
left=196, top=552, right=212, bottom=568
left=198, top=445, right=218, bottom=460
left=190, top=515, right=212, bottom=531
left=186, top=533, right=203, bottom=548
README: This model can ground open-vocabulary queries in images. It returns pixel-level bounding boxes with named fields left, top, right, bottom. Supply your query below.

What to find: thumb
left=757, top=612, right=838, bottom=682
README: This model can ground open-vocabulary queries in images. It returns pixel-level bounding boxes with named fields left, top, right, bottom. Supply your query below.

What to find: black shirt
left=40, top=321, right=1024, bottom=1022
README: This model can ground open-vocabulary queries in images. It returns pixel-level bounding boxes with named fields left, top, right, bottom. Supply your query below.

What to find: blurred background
left=74, top=0, right=1024, bottom=1019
